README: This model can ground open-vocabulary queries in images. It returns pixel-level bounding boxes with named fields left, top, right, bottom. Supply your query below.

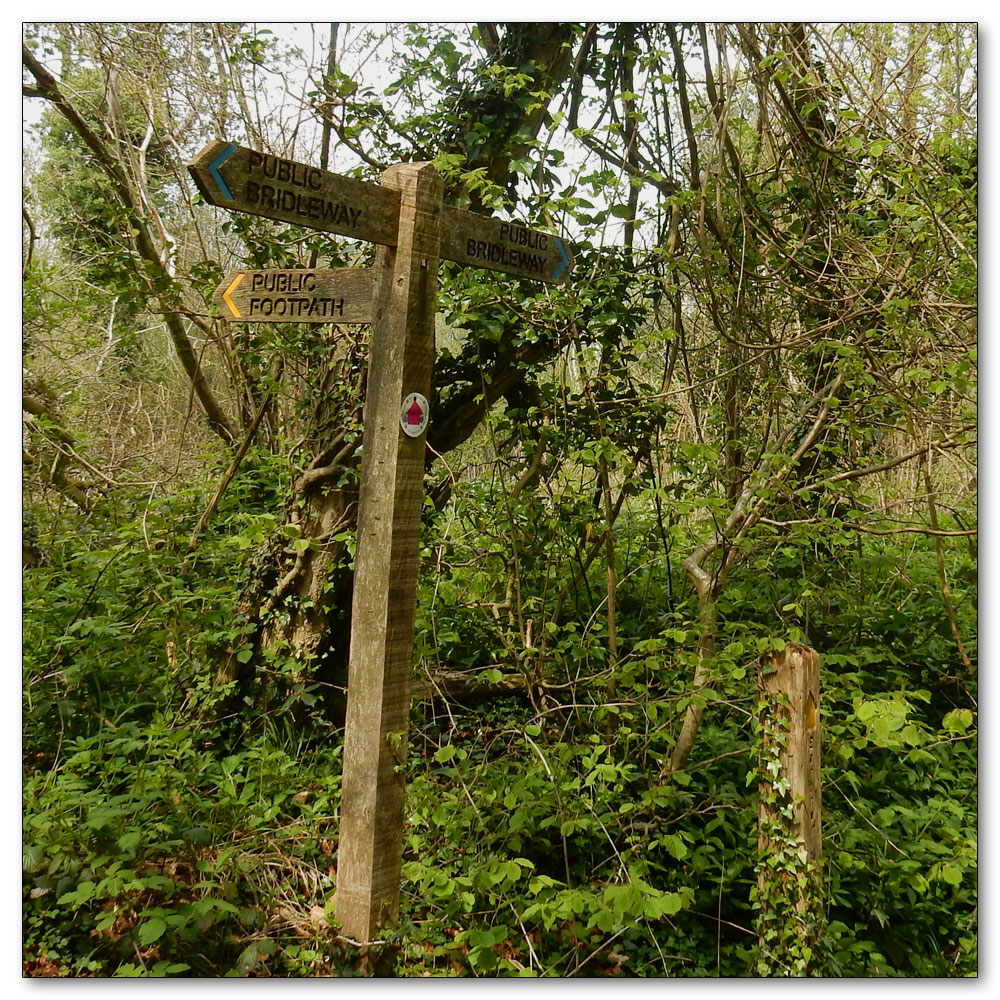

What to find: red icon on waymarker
left=400, top=392, right=429, bottom=437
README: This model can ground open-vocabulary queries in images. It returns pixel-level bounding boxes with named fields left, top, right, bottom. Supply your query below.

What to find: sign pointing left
left=212, top=268, right=376, bottom=323
left=208, top=143, right=237, bottom=201
left=189, top=140, right=400, bottom=247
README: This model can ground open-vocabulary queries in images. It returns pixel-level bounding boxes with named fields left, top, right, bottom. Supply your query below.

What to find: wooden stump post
left=756, top=642, right=823, bottom=975
left=335, top=162, right=442, bottom=944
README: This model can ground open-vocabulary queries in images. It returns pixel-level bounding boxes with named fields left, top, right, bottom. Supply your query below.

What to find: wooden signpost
left=189, top=140, right=400, bottom=246
left=334, top=161, right=441, bottom=946
left=189, top=141, right=572, bottom=948
left=439, top=206, right=572, bottom=283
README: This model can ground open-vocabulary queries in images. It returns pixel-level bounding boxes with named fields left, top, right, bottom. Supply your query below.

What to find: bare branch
left=22, top=42, right=237, bottom=444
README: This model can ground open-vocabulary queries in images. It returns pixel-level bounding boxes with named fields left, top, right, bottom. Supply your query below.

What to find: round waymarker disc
left=400, top=392, right=430, bottom=437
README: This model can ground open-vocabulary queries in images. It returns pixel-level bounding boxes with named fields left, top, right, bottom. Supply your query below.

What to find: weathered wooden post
left=756, top=641, right=823, bottom=976
left=335, top=162, right=442, bottom=944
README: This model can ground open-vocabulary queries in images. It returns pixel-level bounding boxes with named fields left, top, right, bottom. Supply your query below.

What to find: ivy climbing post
left=755, top=641, right=823, bottom=975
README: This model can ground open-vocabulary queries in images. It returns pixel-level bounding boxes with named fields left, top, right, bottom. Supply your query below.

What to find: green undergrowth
left=23, top=480, right=976, bottom=976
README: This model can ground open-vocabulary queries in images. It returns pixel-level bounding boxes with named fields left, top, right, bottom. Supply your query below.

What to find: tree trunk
left=665, top=588, right=717, bottom=775
left=212, top=433, right=362, bottom=717
left=22, top=42, right=237, bottom=446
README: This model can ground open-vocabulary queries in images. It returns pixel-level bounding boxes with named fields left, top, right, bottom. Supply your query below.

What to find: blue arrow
left=209, top=143, right=238, bottom=202
left=553, top=237, right=570, bottom=280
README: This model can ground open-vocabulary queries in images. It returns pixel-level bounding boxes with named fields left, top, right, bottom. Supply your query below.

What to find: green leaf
left=941, top=864, right=963, bottom=887
left=658, top=834, right=688, bottom=860
left=942, top=708, right=973, bottom=734
left=150, top=962, right=190, bottom=976
left=649, top=891, right=684, bottom=917
left=138, top=916, right=167, bottom=946
left=58, top=881, right=96, bottom=907
left=505, top=860, right=523, bottom=883
left=237, top=943, right=260, bottom=973
left=118, top=830, right=142, bottom=852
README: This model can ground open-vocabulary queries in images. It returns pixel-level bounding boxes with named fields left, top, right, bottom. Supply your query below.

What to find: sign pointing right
left=439, top=206, right=573, bottom=284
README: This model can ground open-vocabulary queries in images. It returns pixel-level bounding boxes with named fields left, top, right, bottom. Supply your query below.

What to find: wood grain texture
left=439, top=206, right=573, bottom=283
left=335, top=162, right=443, bottom=943
left=189, top=142, right=572, bottom=282
left=188, top=140, right=400, bottom=246
left=213, top=268, right=375, bottom=323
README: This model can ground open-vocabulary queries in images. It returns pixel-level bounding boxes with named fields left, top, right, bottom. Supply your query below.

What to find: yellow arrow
left=223, top=273, right=245, bottom=317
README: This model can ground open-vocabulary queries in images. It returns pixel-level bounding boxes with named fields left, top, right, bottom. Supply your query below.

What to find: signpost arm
left=336, top=162, right=443, bottom=943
